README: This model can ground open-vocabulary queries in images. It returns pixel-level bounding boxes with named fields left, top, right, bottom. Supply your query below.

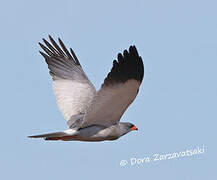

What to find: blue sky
left=1, top=0, right=217, bottom=179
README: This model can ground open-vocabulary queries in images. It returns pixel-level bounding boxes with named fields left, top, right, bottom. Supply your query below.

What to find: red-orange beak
left=131, top=125, right=138, bottom=131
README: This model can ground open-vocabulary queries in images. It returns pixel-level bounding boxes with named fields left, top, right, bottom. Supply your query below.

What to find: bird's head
left=119, top=122, right=138, bottom=136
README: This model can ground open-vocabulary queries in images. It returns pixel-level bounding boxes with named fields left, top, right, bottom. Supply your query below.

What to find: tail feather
left=28, top=132, right=67, bottom=141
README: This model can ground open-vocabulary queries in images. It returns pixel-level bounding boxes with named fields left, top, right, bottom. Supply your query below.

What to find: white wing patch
left=53, top=79, right=96, bottom=121
left=39, top=36, right=97, bottom=127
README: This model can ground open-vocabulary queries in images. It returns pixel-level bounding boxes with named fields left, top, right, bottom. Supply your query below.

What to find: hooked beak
left=131, top=125, right=138, bottom=131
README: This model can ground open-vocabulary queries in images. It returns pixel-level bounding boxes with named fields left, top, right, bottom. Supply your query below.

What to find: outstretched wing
left=39, top=36, right=96, bottom=127
left=81, top=46, right=144, bottom=128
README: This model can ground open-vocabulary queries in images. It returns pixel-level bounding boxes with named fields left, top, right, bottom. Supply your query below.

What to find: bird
left=28, top=35, right=144, bottom=142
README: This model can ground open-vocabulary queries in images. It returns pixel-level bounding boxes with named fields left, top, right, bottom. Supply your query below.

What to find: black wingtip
left=70, top=47, right=80, bottom=65
left=129, top=45, right=139, bottom=56
left=58, top=38, right=73, bottom=59
left=123, top=49, right=129, bottom=57
left=48, top=34, right=53, bottom=40
left=39, top=50, right=48, bottom=57
left=38, top=42, right=43, bottom=47
left=38, top=36, right=81, bottom=66
left=103, top=45, right=144, bottom=87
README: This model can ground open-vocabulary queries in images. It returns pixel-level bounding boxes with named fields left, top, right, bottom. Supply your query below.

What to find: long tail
left=28, top=131, right=72, bottom=141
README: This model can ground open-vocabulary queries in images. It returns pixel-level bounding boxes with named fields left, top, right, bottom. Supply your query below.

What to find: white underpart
left=82, top=79, right=140, bottom=128
left=63, top=129, right=77, bottom=135
left=53, top=79, right=96, bottom=121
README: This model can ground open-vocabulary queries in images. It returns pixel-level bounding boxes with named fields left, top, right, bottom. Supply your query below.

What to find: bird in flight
left=28, top=35, right=144, bottom=141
